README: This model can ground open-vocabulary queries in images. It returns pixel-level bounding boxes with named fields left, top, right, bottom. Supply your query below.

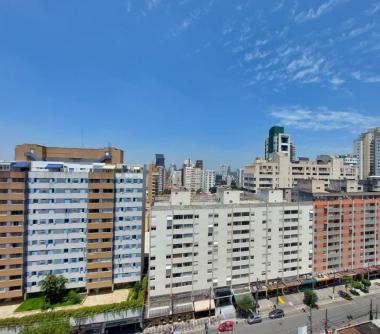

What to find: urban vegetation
left=19, top=318, right=72, bottom=334
left=16, top=275, right=82, bottom=312
left=2, top=278, right=147, bottom=330
left=235, top=295, right=257, bottom=316
left=303, top=290, right=318, bottom=308
left=341, top=275, right=371, bottom=295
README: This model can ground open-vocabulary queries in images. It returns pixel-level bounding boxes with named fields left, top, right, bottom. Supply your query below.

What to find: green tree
left=342, top=275, right=353, bottom=292
left=209, top=186, right=217, bottom=194
left=351, top=281, right=362, bottom=290
left=303, top=290, right=318, bottom=308
left=19, top=319, right=71, bottom=334
left=236, top=296, right=256, bottom=316
left=361, top=279, right=371, bottom=287
left=40, top=274, right=67, bottom=304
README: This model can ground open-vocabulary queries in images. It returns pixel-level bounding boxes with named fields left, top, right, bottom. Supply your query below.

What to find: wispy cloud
left=286, top=51, right=325, bottom=83
left=330, top=76, right=345, bottom=86
left=295, top=0, right=346, bottom=23
left=346, top=23, right=375, bottom=38
left=366, top=2, right=380, bottom=15
left=271, top=106, right=380, bottom=131
left=145, top=0, right=161, bottom=10
left=170, top=6, right=209, bottom=37
left=351, top=71, right=380, bottom=83
left=272, top=0, right=284, bottom=12
left=244, top=49, right=270, bottom=61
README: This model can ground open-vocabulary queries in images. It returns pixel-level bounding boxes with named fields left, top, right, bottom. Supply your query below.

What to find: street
left=184, top=291, right=380, bottom=334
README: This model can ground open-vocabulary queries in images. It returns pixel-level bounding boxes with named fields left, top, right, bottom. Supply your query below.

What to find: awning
left=11, top=161, right=30, bottom=168
left=316, top=277, right=331, bottom=282
left=46, top=163, right=63, bottom=169
left=300, top=278, right=316, bottom=285
left=194, top=299, right=215, bottom=312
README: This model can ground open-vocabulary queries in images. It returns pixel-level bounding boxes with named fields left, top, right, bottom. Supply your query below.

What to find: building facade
left=149, top=190, right=313, bottom=298
left=0, top=163, right=28, bottom=300
left=265, top=126, right=294, bottom=161
left=313, top=192, right=380, bottom=274
left=243, top=153, right=358, bottom=194
left=183, top=166, right=203, bottom=191
left=15, top=144, right=123, bottom=164
left=354, top=127, right=380, bottom=179
left=202, top=170, right=216, bottom=193
left=0, top=161, right=145, bottom=300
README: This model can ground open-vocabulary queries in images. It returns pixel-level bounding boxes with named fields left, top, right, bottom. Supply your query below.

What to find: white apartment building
left=201, top=170, right=216, bottom=192
left=354, top=127, right=380, bottom=178
left=218, top=165, right=229, bottom=181
left=236, top=168, right=244, bottom=188
left=149, top=190, right=313, bottom=298
left=25, top=161, right=144, bottom=293
left=169, top=170, right=182, bottom=188
left=243, top=153, right=357, bottom=193
left=183, top=166, right=202, bottom=191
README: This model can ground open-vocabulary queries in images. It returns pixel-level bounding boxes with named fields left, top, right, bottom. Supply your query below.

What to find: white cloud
left=272, top=1, right=284, bottom=12
left=330, top=76, right=345, bottom=86
left=366, top=2, right=380, bottom=15
left=286, top=52, right=325, bottom=82
left=244, top=49, right=270, bottom=61
left=126, top=0, right=132, bottom=13
left=351, top=71, right=380, bottom=83
left=271, top=106, right=380, bottom=131
left=295, top=0, right=346, bottom=23
left=347, top=23, right=375, bottom=38
left=145, top=0, right=161, bottom=10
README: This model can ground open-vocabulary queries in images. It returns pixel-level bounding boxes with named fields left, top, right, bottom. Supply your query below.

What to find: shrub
left=41, top=300, right=51, bottom=311
left=67, top=290, right=80, bottom=304
left=19, top=318, right=71, bottom=334
left=351, top=281, right=362, bottom=290
left=361, top=279, right=371, bottom=287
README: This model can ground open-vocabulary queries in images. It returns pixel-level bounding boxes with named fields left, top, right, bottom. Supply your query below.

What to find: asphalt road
left=186, top=292, right=380, bottom=334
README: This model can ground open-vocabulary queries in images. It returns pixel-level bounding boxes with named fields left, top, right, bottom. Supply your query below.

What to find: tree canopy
left=303, top=290, right=318, bottom=308
left=40, top=274, right=67, bottom=304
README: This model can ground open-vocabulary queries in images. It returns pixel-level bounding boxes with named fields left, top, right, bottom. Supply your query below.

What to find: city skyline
left=1, top=1, right=380, bottom=168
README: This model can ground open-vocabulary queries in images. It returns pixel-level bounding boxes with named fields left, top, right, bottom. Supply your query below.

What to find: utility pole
left=332, top=272, right=335, bottom=300
left=368, top=262, right=370, bottom=281
left=276, top=278, right=279, bottom=306
left=324, top=309, right=328, bottom=333
left=209, top=286, right=212, bottom=320
left=376, top=305, right=378, bottom=319
left=309, top=306, right=313, bottom=334
left=370, top=299, right=373, bottom=321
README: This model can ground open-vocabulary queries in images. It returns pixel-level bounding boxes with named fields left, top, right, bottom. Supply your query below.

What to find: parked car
left=247, top=313, right=262, bottom=324
left=349, top=289, right=360, bottom=296
left=269, top=309, right=285, bottom=319
left=360, top=285, right=369, bottom=293
left=338, top=290, right=353, bottom=300
left=218, top=320, right=234, bottom=332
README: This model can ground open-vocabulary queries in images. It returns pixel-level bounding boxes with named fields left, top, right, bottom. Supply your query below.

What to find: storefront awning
left=194, top=299, right=215, bottom=313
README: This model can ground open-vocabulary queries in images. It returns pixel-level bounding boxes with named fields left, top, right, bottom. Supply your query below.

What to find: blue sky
left=1, top=0, right=380, bottom=169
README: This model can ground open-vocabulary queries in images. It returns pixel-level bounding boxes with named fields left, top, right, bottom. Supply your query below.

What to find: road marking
left=278, top=296, right=286, bottom=304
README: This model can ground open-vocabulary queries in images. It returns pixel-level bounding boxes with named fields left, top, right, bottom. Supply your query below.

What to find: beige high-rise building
left=243, top=153, right=357, bottom=193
